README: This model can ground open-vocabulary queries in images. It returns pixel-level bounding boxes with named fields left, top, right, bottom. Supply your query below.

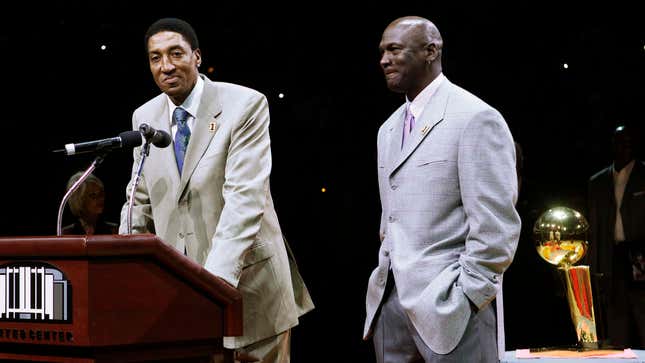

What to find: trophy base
left=520, top=343, right=636, bottom=359
left=529, top=341, right=624, bottom=353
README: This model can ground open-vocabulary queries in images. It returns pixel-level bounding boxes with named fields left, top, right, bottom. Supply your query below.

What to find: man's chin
left=161, top=87, right=182, bottom=99
left=386, top=81, right=405, bottom=94
left=162, top=85, right=178, bottom=93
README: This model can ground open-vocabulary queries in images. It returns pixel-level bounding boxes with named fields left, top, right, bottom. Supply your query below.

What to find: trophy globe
left=534, top=207, right=589, bottom=268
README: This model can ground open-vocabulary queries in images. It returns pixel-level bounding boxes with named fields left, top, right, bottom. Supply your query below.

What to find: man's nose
left=379, top=53, right=391, bottom=68
left=160, top=56, right=176, bottom=72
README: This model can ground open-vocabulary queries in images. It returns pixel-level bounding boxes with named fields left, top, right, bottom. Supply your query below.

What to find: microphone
left=54, top=131, right=142, bottom=155
left=139, top=123, right=172, bottom=148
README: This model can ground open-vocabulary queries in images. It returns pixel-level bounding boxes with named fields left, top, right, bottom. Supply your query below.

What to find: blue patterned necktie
left=173, top=107, right=191, bottom=174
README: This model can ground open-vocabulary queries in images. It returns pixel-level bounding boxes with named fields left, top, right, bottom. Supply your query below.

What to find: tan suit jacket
left=120, top=75, right=314, bottom=348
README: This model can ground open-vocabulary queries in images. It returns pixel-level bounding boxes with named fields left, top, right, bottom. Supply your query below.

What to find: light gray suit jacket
left=120, top=75, right=314, bottom=349
left=364, top=78, right=521, bottom=354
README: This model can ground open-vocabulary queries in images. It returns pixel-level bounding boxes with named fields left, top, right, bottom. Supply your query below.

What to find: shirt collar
left=405, top=72, right=445, bottom=119
left=612, top=159, right=635, bottom=178
left=166, top=75, right=204, bottom=123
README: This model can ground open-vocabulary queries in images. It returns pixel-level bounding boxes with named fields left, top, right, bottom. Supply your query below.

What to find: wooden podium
left=0, top=234, right=242, bottom=362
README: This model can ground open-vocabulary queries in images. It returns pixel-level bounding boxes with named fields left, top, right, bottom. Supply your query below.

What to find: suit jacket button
left=178, top=232, right=185, bottom=239
left=391, top=185, right=398, bottom=190
left=388, top=216, right=396, bottom=222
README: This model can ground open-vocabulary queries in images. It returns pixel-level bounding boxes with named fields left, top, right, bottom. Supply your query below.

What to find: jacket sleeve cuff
left=204, top=256, right=243, bottom=289
left=457, top=264, right=499, bottom=309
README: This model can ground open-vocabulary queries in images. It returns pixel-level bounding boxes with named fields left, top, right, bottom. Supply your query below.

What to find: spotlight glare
left=321, top=187, right=326, bottom=193
left=563, top=63, right=569, bottom=69
left=100, top=45, right=107, bottom=51
left=278, top=93, right=284, bottom=99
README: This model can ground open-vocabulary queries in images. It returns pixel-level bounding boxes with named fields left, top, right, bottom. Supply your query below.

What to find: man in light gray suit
left=120, top=18, right=313, bottom=362
left=364, top=16, right=521, bottom=362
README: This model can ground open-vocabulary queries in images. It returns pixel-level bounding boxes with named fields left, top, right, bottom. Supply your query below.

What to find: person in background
left=63, top=172, right=117, bottom=235
left=588, top=123, right=645, bottom=348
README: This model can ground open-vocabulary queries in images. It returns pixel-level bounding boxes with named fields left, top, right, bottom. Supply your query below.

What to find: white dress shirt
left=166, top=75, right=204, bottom=139
left=405, top=73, right=445, bottom=122
left=613, top=160, right=635, bottom=243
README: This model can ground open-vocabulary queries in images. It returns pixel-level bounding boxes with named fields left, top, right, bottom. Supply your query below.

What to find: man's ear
left=194, top=48, right=202, bottom=67
left=425, top=43, right=439, bottom=63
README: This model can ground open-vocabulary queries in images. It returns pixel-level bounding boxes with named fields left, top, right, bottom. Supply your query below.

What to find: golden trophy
left=533, top=206, right=598, bottom=349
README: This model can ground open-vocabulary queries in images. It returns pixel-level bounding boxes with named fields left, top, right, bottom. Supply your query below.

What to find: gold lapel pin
left=209, top=121, right=217, bottom=132
left=420, top=125, right=429, bottom=135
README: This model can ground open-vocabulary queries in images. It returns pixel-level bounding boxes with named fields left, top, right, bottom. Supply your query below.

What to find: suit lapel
left=623, top=161, right=645, bottom=205
left=177, top=78, right=223, bottom=201
left=149, top=97, right=181, bottom=187
left=388, top=80, right=452, bottom=176
left=385, top=105, right=406, bottom=171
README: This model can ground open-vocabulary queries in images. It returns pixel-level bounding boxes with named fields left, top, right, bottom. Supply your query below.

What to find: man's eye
left=172, top=51, right=183, bottom=57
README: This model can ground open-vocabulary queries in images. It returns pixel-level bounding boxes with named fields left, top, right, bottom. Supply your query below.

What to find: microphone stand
left=56, top=154, right=106, bottom=236
left=126, top=139, right=152, bottom=234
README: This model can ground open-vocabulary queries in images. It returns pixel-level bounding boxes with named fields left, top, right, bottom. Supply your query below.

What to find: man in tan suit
left=119, top=18, right=313, bottom=362
left=364, top=17, right=520, bottom=362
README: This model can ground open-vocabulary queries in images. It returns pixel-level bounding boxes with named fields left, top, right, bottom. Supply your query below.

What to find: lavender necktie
left=402, top=105, right=415, bottom=148
left=173, top=107, right=191, bottom=174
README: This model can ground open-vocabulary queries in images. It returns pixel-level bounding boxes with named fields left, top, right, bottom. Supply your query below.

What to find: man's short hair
left=145, top=18, right=199, bottom=51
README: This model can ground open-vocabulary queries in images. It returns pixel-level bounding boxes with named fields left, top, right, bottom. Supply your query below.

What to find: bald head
left=379, top=16, right=444, bottom=99
left=386, top=16, right=443, bottom=55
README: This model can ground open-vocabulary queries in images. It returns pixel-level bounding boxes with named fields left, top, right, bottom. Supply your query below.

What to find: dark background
left=0, top=2, right=643, bottom=361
